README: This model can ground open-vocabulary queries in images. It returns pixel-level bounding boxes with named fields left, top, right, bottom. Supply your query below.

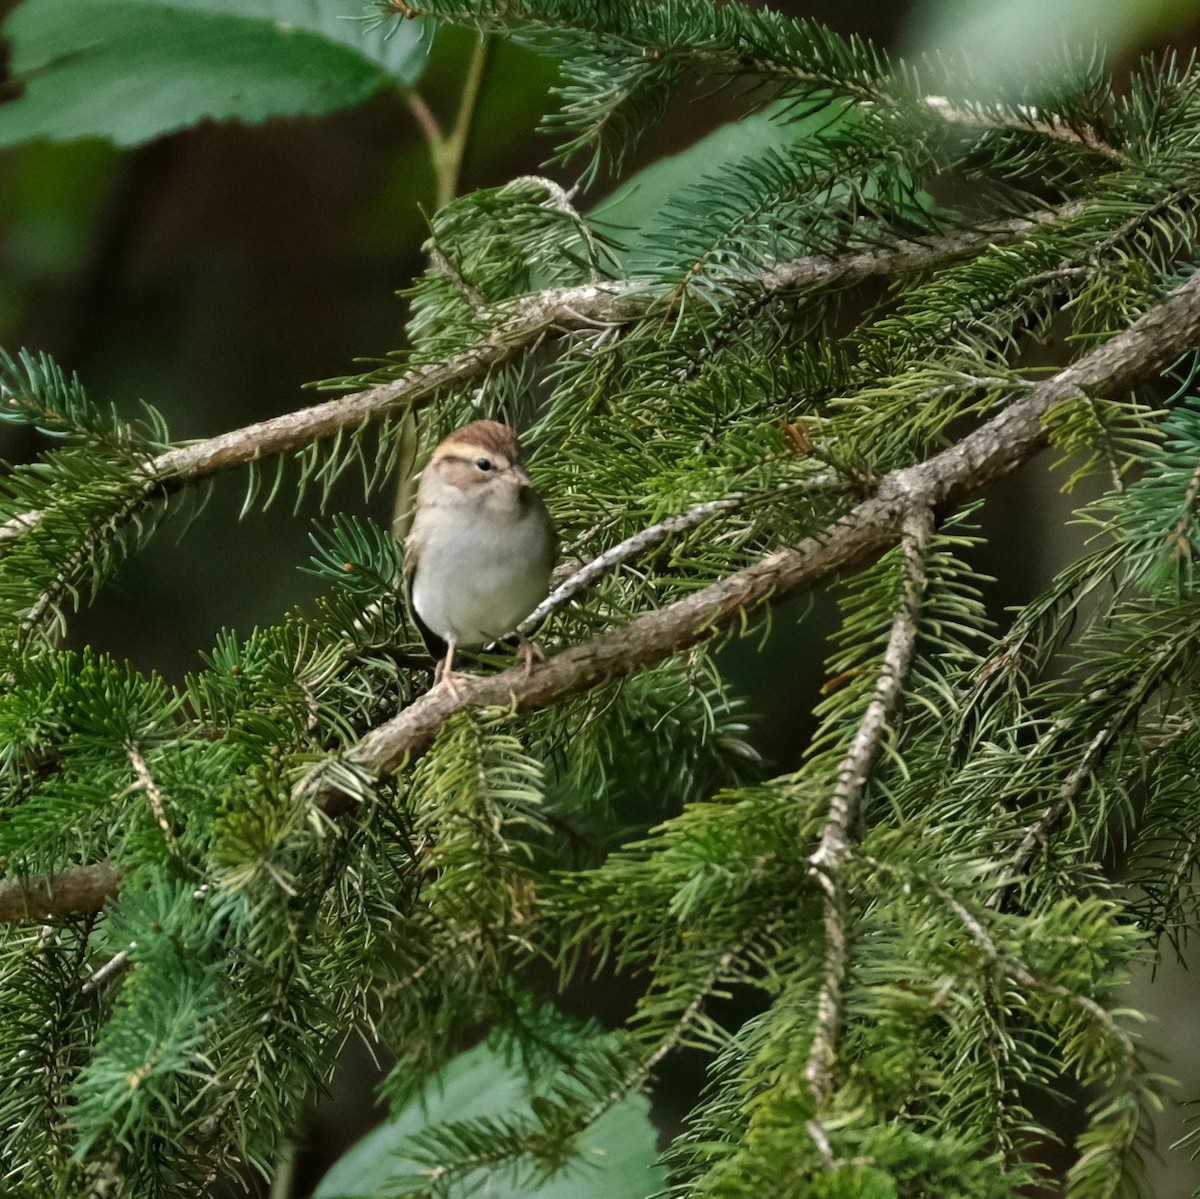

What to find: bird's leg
left=517, top=636, right=545, bottom=677
left=435, top=640, right=465, bottom=701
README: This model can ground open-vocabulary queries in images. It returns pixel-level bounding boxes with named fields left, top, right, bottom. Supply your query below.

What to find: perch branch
left=5, top=228, right=1200, bottom=922
left=316, top=263, right=1200, bottom=803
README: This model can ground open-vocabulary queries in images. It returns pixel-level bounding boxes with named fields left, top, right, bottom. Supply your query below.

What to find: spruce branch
left=934, top=883, right=1136, bottom=1055
left=804, top=504, right=934, bottom=1110
left=990, top=640, right=1177, bottom=907
left=5, top=259, right=1198, bottom=922
left=582, top=933, right=753, bottom=1128
left=991, top=713, right=1120, bottom=908
left=407, top=934, right=750, bottom=1196
left=920, top=95, right=1122, bottom=163
left=382, top=3, right=1120, bottom=162
left=318, top=264, right=1200, bottom=802
left=0, top=207, right=1074, bottom=552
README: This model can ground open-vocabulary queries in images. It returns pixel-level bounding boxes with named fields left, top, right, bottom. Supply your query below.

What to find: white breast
left=410, top=507, right=553, bottom=647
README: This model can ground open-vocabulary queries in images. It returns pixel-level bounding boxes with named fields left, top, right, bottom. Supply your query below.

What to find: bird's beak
left=511, top=466, right=532, bottom=488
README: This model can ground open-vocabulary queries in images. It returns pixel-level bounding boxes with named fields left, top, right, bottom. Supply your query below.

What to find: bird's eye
left=475, top=458, right=494, bottom=472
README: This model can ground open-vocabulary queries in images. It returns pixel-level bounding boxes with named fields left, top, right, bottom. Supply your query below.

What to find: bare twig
left=126, top=740, right=177, bottom=854
left=804, top=505, right=934, bottom=1108
left=403, top=89, right=443, bottom=150
left=519, top=480, right=837, bottom=635
left=81, top=949, right=131, bottom=995
left=404, top=38, right=489, bottom=211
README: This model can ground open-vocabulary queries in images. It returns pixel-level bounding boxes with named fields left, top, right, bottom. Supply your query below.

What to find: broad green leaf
left=312, top=1041, right=665, bottom=1199
left=126, top=0, right=431, bottom=78
left=0, top=0, right=431, bottom=148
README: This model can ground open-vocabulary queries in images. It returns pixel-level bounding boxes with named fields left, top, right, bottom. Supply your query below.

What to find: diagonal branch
left=0, top=208, right=1073, bottom=550
left=988, top=636, right=1180, bottom=907
left=317, top=264, right=1200, bottom=802
left=520, top=475, right=840, bottom=634
left=7, top=263, right=1200, bottom=921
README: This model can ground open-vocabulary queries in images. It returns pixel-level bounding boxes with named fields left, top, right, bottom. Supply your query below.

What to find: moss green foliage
left=2, top=0, right=1200, bottom=1195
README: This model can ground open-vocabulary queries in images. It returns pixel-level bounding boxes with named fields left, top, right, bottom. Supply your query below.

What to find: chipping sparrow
left=405, top=420, right=557, bottom=694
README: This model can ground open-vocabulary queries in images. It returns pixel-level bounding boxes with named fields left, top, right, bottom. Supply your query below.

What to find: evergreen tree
left=1, top=1, right=1200, bottom=1195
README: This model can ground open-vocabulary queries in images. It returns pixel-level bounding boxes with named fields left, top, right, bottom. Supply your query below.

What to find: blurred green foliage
left=0, top=0, right=430, bottom=147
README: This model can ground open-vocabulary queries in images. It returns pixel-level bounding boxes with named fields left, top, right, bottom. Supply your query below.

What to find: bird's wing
left=402, top=536, right=448, bottom=662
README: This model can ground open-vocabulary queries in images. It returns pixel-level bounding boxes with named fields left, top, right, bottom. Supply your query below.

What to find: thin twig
left=404, top=38, right=489, bottom=211
left=804, top=504, right=934, bottom=1108
left=126, top=740, right=177, bottom=854
left=403, top=89, right=443, bottom=149
left=931, top=881, right=1137, bottom=1059
left=81, top=949, right=131, bottom=995
left=921, top=96, right=1122, bottom=163
left=437, top=37, right=489, bottom=209
left=997, top=719, right=1116, bottom=892
left=1168, top=460, right=1200, bottom=559
left=376, top=927, right=482, bottom=1000
left=989, top=635, right=1179, bottom=907
left=519, top=480, right=836, bottom=635
left=583, top=934, right=752, bottom=1129
left=509, top=175, right=605, bottom=283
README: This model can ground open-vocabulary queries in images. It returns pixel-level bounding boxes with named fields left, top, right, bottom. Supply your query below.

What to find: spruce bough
left=1, top=1, right=1199, bottom=1195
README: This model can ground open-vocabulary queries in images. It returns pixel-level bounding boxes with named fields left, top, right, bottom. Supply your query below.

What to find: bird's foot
left=432, top=643, right=465, bottom=700
left=518, top=638, right=545, bottom=677
left=436, top=669, right=465, bottom=701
